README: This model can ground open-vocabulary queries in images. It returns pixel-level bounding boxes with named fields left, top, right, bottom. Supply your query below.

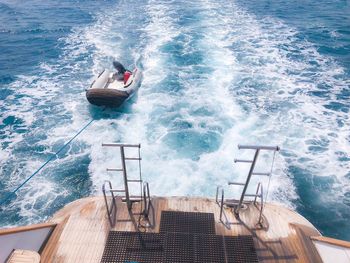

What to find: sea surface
left=0, top=0, right=349, bottom=241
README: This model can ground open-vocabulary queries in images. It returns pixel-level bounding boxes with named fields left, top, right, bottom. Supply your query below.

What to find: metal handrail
left=235, top=149, right=260, bottom=214
left=215, top=145, right=279, bottom=228
left=102, top=180, right=117, bottom=227
left=238, top=145, right=280, bottom=151
left=254, top=183, right=264, bottom=225
left=102, top=143, right=141, bottom=148
left=215, top=186, right=221, bottom=205
left=215, top=186, right=225, bottom=224
left=102, top=143, right=143, bottom=211
left=143, top=182, right=151, bottom=218
left=102, top=143, right=152, bottom=232
left=235, top=144, right=279, bottom=215
left=219, top=188, right=224, bottom=223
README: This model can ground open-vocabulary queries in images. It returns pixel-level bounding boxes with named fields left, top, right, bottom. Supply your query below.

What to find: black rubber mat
left=195, top=234, right=226, bottom=263
left=100, top=231, right=164, bottom=263
left=100, top=231, right=129, bottom=263
left=225, top=235, right=259, bottom=263
left=125, top=232, right=164, bottom=263
left=160, top=211, right=216, bottom=234
left=164, top=232, right=195, bottom=263
left=100, top=231, right=259, bottom=263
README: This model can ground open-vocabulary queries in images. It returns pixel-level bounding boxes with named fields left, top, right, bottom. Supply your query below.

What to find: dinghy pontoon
left=86, top=61, right=141, bottom=107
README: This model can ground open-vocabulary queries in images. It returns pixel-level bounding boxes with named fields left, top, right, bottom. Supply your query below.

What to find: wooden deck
left=39, top=196, right=322, bottom=263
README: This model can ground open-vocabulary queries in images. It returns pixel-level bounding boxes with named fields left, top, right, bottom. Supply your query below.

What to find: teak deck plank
left=311, top=235, right=350, bottom=249
left=36, top=196, right=322, bottom=263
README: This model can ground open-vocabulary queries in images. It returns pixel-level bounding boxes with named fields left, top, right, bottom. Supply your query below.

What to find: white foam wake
left=1, top=0, right=350, bottom=225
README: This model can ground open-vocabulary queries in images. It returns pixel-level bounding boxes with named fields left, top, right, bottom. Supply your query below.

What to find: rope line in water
left=0, top=119, right=94, bottom=207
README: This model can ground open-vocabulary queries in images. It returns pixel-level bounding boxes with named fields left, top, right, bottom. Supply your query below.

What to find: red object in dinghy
left=124, top=71, right=132, bottom=84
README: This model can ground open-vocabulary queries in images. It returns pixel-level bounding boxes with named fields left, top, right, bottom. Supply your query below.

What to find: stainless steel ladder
left=217, top=144, right=279, bottom=226
left=101, top=143, right=151, bottom=228
left=102, top=180, right=117, bottom=227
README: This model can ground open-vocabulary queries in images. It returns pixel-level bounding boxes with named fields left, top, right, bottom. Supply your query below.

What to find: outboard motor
left=113, top=61, right=127, bottom=74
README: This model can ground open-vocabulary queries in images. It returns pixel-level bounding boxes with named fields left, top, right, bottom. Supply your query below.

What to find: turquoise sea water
left=0, top=0, right=349, bottom=241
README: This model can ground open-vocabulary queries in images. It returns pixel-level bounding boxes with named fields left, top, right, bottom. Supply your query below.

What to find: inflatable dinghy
left=86, top=65, right=141, bottom=107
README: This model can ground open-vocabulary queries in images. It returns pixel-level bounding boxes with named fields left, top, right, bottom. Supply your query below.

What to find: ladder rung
left=129, top=195, right=142, bottom=198
left=117, top=219, right=133, bottom=222
left=228, top=182, right=245, bottom=186
left=102, top=143, right=140, bottom=148
left=238, top=145, right=280, bottom=151
left=234, top=159, right=253, bottom=163
left=122, top=198, right=143, bottom=202
left=110, top=189, right=125, bottom=193
left=252, top=172, right=270, bottom=176
left=127, top=179, right=142, bottom=182
left=125, top=157, right=142, bottom=161
left=245, top=194, right=261, bottom=197
left=122, top=195, right=142, bottom=200
left=132, top=212, right=143, bottom=215
left=107, top=168, right=123, bottom=172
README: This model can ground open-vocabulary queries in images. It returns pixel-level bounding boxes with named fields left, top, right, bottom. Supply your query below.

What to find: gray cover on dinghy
left=86, top=88, right=129, bottom=107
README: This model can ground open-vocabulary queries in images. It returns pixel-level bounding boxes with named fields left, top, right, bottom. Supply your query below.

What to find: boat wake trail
left=0, top=0, right=349, bottom=240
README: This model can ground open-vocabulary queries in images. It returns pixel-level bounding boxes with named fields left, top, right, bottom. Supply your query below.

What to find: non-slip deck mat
left=195, top=233, right=226, bottom=263
left=100, top=231, right=165, bottom=263
left=225, top=236, right=259, bottom=263
left=125, top=232, right=164, bottom=263
left=163, top=232, right=195, bottom=263
left=100, top=231, right=259, bottom=263
left=159, top=211, right=216, bottom=234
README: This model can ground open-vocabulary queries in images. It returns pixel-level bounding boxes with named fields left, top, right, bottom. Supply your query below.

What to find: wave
left=0, top=0, right=349, bottom=239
